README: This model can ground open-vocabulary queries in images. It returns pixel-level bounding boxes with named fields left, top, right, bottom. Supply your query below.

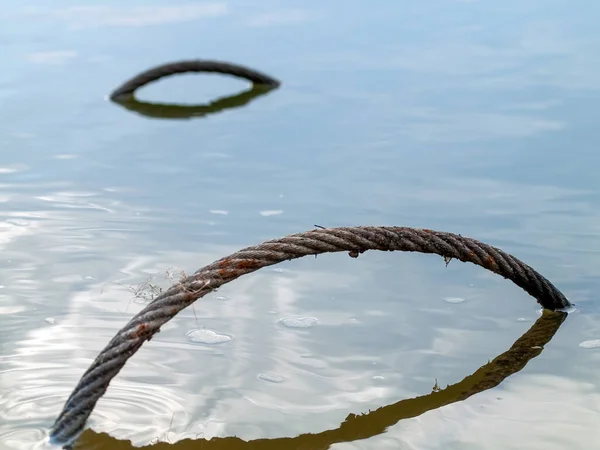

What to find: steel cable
left=109, top=60, right=281, bottom=100
left=48, top=225, right=571, bottom=448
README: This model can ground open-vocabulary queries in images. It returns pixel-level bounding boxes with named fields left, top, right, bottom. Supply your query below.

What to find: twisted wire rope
left=109, top=60, right=281, bottom=100
left=49, top=225, right=571, bottom=448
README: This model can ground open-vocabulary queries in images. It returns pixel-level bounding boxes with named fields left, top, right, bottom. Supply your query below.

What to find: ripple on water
left=79, top=380, right=192, bottom=447
left=185, top=329, right=232, bottom=344
left=278, top=317, right=319, bottom=328
left=0, top=373, right=104, bottom=450
left=0, top=428, right=53, bottom=450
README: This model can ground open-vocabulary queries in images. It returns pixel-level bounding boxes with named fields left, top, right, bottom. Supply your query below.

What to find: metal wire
left=48, top=225, right=571, bottom=448
left=109, top=59, right=281, bottom=100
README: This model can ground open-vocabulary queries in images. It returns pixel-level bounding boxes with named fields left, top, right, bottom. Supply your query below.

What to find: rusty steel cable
left=109, top=60, right=281, bottom=100
left=48, top=225, right=571, bottom=448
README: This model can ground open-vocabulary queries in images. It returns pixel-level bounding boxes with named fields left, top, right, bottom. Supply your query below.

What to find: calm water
left=1, top=1, right=600, bottom=449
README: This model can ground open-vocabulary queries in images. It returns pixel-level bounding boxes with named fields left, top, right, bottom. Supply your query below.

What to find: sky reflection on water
left=1, top=1, right=600, bottom=449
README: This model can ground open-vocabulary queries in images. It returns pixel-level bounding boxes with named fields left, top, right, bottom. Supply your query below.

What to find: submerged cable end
left=48, top=424, right=83, bottom=450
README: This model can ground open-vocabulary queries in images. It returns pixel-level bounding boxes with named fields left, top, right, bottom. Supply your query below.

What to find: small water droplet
left=372, top=375, right=384, bottom=380
left=186, top=329, right=232, bottom=344
left=579, top=339, right=600, bottom=349
left=279, top=317, right=318, bottom=328
left=216, top=296, right=228, bottom=301
left=257, top=372, right=285, bottom=383
left=44, top=317, right=56, bottom=325
left=273, top=268, right=284, bottom=273
left=517, top=317, right=528, bottom=322
left=444, top=297, right=466, bottom=304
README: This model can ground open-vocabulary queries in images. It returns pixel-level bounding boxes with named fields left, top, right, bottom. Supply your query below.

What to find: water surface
left=1, top=1, right=600, bottom=449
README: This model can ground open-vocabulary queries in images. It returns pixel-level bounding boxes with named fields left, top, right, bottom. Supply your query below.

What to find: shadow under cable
left=109, top=85, right=277, bottom=121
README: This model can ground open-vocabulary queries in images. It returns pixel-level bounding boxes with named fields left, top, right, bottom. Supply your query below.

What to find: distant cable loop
left=48, top=225, right=571, bottom=448
left=108, top=60, right=281, bottom=101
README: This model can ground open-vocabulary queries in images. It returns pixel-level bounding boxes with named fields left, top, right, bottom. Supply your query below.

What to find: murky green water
left=1, top=2, right=600, bottom=449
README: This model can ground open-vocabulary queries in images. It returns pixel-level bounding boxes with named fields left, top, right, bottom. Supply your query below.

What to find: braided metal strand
left=109, top=60, right=281, bottom=100
left=48, top=226, right=571, bottom=448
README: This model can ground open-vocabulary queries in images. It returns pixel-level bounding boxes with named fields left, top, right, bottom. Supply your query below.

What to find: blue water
left=1, top=2, right=600, bottom=449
